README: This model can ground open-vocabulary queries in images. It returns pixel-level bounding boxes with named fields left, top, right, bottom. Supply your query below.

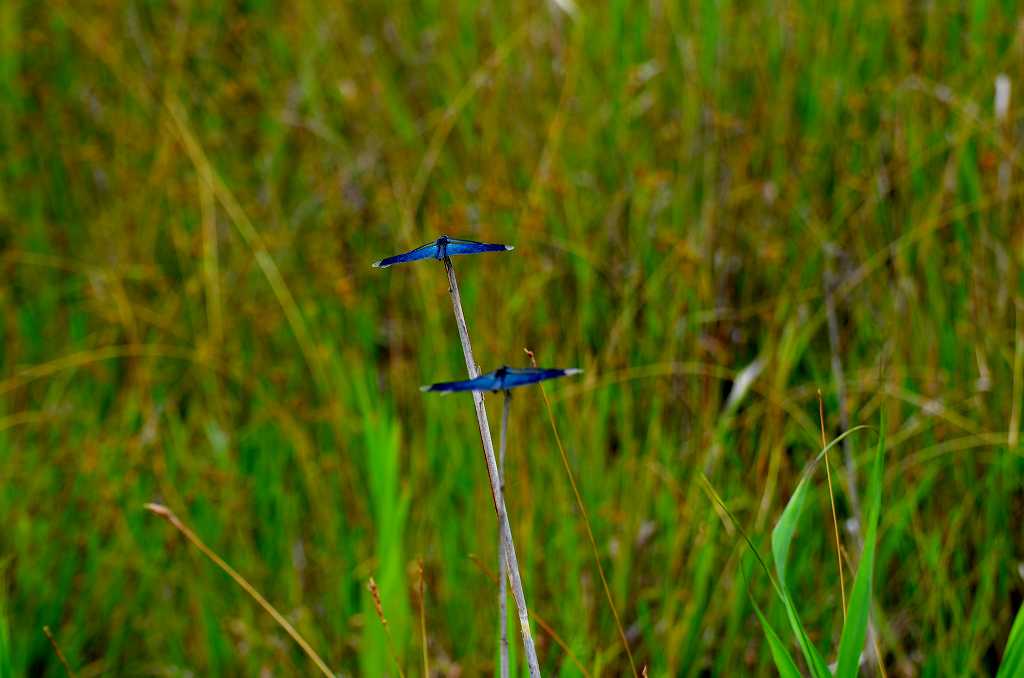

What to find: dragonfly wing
left=444, top=239, right=514, bottom=257
left=502, top=367, right=582, bottom=388
left=372, top=241, right=440, bottom=268
left=421, top=372, right=501, bottom=392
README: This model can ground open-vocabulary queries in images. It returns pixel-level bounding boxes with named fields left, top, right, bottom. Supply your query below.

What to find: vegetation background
left=2, top=0, right=1024, bottom=675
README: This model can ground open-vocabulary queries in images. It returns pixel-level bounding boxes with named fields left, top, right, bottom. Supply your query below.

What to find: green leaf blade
left=996, top=598, right=1024, bottom=678
left=771, top=473, right=830, bottom=678
left=750, top=593, right=803, bottom=678
left=772, top=475, right=811, bottom=591
left=836, top=423, right=886, bottom=678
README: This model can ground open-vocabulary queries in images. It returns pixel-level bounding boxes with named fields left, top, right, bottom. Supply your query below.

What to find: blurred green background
left=3, top=0, right=1024, bottom=675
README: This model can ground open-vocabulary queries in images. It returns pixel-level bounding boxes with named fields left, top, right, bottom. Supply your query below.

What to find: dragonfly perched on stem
left=423, top=363, right=580, bottom=678
left=372, top=234, right=513, bottom=268
left=373, top=233, right=543, bottom=677
left=421, top=366, right=582, bottom=393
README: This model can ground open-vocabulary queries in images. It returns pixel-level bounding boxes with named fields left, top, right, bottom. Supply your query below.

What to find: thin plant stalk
left=418, top=559, right=429, bottom=678
left=369, top=577, right=407, bottom=678
left=499, top=389, right=512, bottom=678
left=818, top=391, right=847, bottom=620
left=526, top=351, right=638, bottom=677
left=143, top=503, right=334, bottom=678
left=42, top=626, right=75, bottom=678
left=442, top=256, right=541, bottom=677
left=825, top=261, right=884, bottom=674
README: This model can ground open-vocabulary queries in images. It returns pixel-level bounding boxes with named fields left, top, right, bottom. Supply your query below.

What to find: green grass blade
left=771, top=475, right=810, bottom=590
left=773, top=426, right=871, bottom=587
left=749, top=592, right=802, bottom=678
left=698, top=474, right=778, bottom=590
left=780, top=592, right=830, bottom=678
left=771, top=476, right=830, bottom=678
left=763, top=426, right=871, bottom=678
left=836, top=421, right=886, bottom=678
left=700, top=473, right=828, bottom=677
left=996, top=598, right=1024, bottom=678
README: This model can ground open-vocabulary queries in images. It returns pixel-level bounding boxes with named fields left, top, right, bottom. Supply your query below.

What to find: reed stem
left=499, top=390, right=512, bottom=678
left=443, top=256, right=541, bottom=677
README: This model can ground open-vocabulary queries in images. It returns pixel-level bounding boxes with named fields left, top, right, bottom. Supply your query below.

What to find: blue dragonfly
left=372, top=234, right=514, bottom=268
left=421, top=365, right=582, bottom=393
left=423, top=362, right=581, bottom=677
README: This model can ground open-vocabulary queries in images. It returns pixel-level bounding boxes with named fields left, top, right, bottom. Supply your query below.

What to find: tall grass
left=2, top=0, right=1024, bottom=674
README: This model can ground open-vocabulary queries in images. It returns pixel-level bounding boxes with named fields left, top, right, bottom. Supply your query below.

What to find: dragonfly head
left=435, top=234, right=449, bottom=260
left=493, top=365, right=510, bottom=391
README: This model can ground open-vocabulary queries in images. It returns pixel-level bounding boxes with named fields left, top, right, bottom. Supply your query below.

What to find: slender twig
left=442, top=256, right=541, bottom=677
left=144, top=503, right=334, bottom=678
left=499, top=390, right=512, bottom=678
left=525, top=349, right=638, bottom=677
left=42, top=626, right=75, bottom=678
left=369, top=577, right=407, bottom=678
left=417, top=559, right=430, bottom=678
left=818, top=391, right=847, bottom=620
